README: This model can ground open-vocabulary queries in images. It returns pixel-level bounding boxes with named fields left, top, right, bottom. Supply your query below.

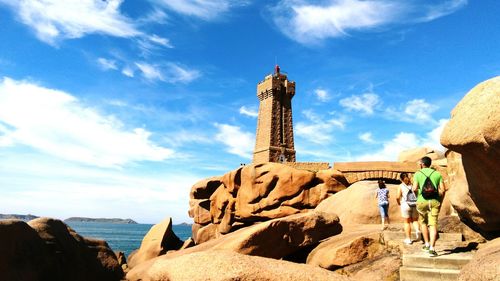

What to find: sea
left=66, top=222, right=192, bottom=257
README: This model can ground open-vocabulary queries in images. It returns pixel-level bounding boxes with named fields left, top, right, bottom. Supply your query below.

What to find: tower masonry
left=253, top=65, right=296, bottom=163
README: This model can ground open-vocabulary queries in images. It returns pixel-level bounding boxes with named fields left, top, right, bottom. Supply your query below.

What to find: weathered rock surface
left=458, top=238, right=500, bottom=281
left=189, top=163, right=347, bottom=241
left=28, top=217, right=124, bottom=281
left=315, top=181, right=400, bottom=225
left=438, top=215, right=485, bottom=243
left=174, top=211, right=341, bottom=260
left=307, top=224, right=385, bottom=270
left=0, top=219, right=52, bottom=281
left=126, top=250, right=353, bottom=281
left=0, top=218, right=123, bottom=281
left=398, top=147, right=443, bottom=163
left=127, top=217, right=183, bottom=268
left=336, top=253, right=401, bottom=281
left=441, top=76, right=500, bottom=237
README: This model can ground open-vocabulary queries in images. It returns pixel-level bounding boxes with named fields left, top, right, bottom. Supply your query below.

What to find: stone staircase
left=381, top=226, right=474, bottom=281
left=399, top=252, right=472, bottom=280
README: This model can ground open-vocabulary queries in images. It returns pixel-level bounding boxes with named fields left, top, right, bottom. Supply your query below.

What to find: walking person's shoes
left=403, top=238, right=412, bottom=245
left=422, top=245, right=430, bottom=251
left=429, top=249, right=438, bottom=257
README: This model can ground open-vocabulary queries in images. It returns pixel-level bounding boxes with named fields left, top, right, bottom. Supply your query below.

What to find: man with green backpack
left=413, top=156, right=446, bottom=257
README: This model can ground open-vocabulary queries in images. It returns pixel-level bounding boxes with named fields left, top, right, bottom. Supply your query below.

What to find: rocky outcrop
left=0, top=219, right=52, bottom=281
left=458, top=237, right=500, bottom=281
left=438, top=215, right=485, bottom=243
left=127, top=217, right=183, bottom=269
left=398, top=147, right=443, bottom=163
left=315, top=181, right=400, bottom=225
left=177, top=211, right=340, bottom=259
left=189, top=163, right=347, bottom=242
left=440, top=77, right=500, bottom=237
left=306, top=224, right=385, bottom=270
left=127, top=250, right=353, bottom=281
left=0, top=218, right=124, bottom=281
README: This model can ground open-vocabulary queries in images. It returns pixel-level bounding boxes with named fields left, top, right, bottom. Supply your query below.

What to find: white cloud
left=385, top=98, right=439, bottom=124
left=214, top=123, right=254, bottom=159
left=0, top=77, right=174, bottom=167
left=269, top=0, right=468, bottom=44
left=122, top=66, right=135, bottom=77
left=165, top=63, right=201, bottom=83
left=339, top=93, right=380, bottom=115
left=0, top=0, right=140, bottom=44
left=314, top=88, right=331, bottom=102
left=403, top=99, right=439, bottom=123
left=154, top=0, right=250, bottom=20
left=359, top=132, right=375, bottom=143
left=148, top=34, right=173, bottom=48
left=97, top=57, right=118, bottom=71
left=136, top=62, right=164, bottom=81
left=356, top=119, right=448, bottom=161
left=295, top=110, right=345, bottom=144
left=239, top=106, right=258, bottom=118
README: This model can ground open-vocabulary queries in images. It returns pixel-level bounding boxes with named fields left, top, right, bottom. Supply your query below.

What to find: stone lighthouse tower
left=253, top=65, right=296, bottom=163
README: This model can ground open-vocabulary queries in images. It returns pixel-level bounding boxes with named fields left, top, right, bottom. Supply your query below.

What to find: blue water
left=67, top=222, right=192, bottom=257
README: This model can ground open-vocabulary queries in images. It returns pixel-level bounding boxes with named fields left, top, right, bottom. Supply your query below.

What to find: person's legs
left=417, top=202, right=430, bottom=249
left=428, top=200, right=441, bottom=250
left=379, top=204, right=386, bottom=229
left=384, top=204, right=390, bottom=225
left=404, top=218, right=411, bottom=239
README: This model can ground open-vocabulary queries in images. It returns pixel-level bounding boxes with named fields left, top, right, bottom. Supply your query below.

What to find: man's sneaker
left=422, top=245, right=430, bottom=251
left=404, top=238, right=412, bottom=245
left=429, top=249, right=438, bottom=257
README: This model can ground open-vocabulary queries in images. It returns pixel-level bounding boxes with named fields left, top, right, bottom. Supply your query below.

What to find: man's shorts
left=401, top=204, right=418, bottom=219
left=417, top=200, right=441, bottom=226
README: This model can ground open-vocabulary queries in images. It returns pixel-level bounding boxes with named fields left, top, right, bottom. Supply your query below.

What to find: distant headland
left=0, top=214, right=39, bottom=221
left=64, top=217, right=138, bottom=224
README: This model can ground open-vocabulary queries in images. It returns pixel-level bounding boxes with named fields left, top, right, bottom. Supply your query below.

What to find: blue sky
left=0, top=0, right=498, bottom=224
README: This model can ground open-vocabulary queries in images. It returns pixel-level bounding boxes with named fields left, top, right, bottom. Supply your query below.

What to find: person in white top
left=396, top=173, right=420, bottom=245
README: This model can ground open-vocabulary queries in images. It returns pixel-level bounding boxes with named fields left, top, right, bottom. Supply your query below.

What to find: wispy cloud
left=359, top=132, right=375, bottom=143
left=239, top=105, right=258, bottom=118
left=122, top=66, right=135, bottom=77
left=0, top=0, right=140, bottom=44
left=165, top=63, right=201, bottom=83
left=0, top=77, right=175, bottom=168
left=268, top=0, right=468, bottom=44
left=97, top=57, right=118, bottom=71
left=154, top=0, right=250, bottom=20
left=295, top=109, right=345, bottom=144
left=214, top=123, right=254, bottom=159
left=356, top=119, right=448, bottom=161
left=314, top=88, right=331, bottom=102
left=135, top=62, right=164, bottom=81
left=339, top=93, right=380, bottom=115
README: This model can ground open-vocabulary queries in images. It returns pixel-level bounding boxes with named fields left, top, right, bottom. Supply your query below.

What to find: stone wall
left=285, top=162, right=330, bottom=171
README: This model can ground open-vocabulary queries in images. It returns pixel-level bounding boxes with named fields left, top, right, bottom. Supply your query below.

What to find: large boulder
left=0, top=218, right=123, bottom=281
left=126, top=250, right=353, bottom=281
left=127, top=217, right=183, bottom=268
left=458, top=238, right=500, bottom=281
left=441, top=77, right=500, bottom=237
left=306, top=224, right=385, bottom=270
left=315, top=181, right=400, bottom=225
left=189, top=163, right=347, bottom=240
left=28, top=217, right=124, bottom=281
left=0, top=219, right=53, bottom=281
left=398, top=147, right=443, bottom=163
left=169, top=210, right=341, bottom=260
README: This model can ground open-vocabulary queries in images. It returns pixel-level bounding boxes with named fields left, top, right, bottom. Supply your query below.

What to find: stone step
left=383, top=231, right=462, bottom=242
left=402, top=253, right=472, bottom=270
left=400, top=266, right=461, bottom=281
